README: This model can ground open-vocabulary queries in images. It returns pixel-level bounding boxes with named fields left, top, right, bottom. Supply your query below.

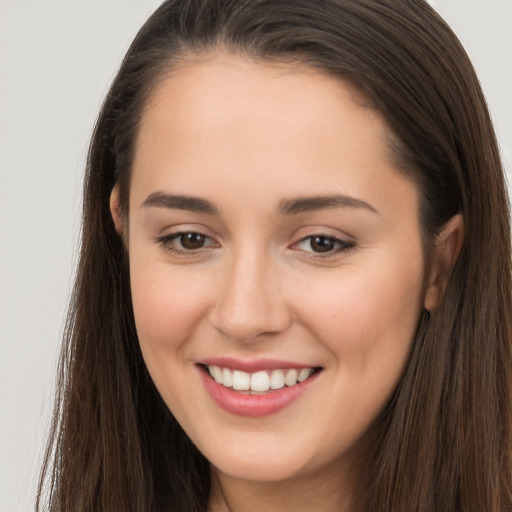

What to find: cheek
left=129, top=258, right=210, bottom=359
left=128, top=260, right=215, bottom=419
left=296, top=256, right=424, bottom=379
left=303, top=265, right=424, bottom=439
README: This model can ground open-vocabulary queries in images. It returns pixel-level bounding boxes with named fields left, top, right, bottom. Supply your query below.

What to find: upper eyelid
left=291, top=227, right=355, bottom=244
left=293, top=234, right=355, bottom=249
left=154, top=232, right=219, bottom=257
left=154, top=228, right=355, bottom=249
left=290, top=236, right=356, bottom=262
left=157, top=231, right=217, bottom=244
left=155, top=224, right=219, bottom=240
left=297, top=233, right=351, bottom=243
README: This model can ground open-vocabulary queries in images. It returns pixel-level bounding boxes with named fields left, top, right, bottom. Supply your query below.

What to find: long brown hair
left=37, top=1, right=512, bottom=510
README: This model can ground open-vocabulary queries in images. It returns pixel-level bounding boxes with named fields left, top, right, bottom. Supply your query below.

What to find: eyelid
left=290, top=230, right=356, bottom=259
left=153, top=225, right=355, bottom=259
left=154, top=227, right=220, bottom=255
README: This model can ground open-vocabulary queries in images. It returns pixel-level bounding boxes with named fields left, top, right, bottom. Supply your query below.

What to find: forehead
left=130, top=53, right=417, bottom=221
left=140, top=53, right=380, bottom=148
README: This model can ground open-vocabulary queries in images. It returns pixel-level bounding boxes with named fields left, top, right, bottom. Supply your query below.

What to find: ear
left=424, top=213, right=464, bottom=311
left=109, top=185, right=124, bottom=235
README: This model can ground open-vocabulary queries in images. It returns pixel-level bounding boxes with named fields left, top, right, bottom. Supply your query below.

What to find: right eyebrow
left=141, top=192, right=219, bottom=215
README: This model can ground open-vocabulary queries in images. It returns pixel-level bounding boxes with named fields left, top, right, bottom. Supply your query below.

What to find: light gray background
left=1, top=1, right=511, bottom=510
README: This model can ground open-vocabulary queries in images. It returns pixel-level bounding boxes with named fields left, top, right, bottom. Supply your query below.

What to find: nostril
left=208, top=306, right=292, bottom=343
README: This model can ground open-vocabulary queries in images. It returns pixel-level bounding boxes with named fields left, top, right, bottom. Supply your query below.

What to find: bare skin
left=111, top=53, right=463, bottom=512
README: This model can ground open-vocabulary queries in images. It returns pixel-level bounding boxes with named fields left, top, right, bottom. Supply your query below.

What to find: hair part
left=38, top=1, right=512, bottom=511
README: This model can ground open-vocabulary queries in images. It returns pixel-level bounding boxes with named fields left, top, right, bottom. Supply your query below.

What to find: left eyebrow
left=279, top=194, right=379, bottom=215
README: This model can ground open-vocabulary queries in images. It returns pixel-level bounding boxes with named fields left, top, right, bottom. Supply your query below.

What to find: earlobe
left=109, top=185, right=124, bottom=235
left=424, top=213, right=464, bottom=311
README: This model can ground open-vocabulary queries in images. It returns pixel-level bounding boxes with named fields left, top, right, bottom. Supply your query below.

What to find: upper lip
left=198, top=357, right=320, bottom=373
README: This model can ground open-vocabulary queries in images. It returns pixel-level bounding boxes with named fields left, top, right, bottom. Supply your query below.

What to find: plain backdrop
left=1, top=1, right=511, bottom=510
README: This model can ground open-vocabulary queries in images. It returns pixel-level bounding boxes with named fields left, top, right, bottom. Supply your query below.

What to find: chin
left=211, top=454, right=308, bottom=483
left=200, top=431, right=341, bottom=484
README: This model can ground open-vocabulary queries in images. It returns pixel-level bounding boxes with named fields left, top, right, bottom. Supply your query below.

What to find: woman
left=37, top=0, right=512, bottom=511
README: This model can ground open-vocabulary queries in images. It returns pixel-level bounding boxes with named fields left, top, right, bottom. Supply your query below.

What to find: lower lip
left=198, top=367, right=319, bottom=417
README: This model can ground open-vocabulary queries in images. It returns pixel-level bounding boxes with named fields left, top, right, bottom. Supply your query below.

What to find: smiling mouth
left=201, top=364, right=322, bottom=394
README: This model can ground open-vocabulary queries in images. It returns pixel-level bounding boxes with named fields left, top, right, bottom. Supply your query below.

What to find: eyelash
left=155, top=232, right=355, bottom=258
left=293, top=234, right=355, bottom=258
left=155, top=231, right=217, bottom=256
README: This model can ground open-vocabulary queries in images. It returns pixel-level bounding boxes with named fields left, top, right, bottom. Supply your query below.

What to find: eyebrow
left=142, top=192, right=219, bottom=215
left=279, top=194, right=379, bottom=215
left=141, top=191, right=378, bottom=216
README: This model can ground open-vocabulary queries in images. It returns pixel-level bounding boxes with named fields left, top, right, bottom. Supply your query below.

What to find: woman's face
left=122, top=54, right=431, bottom=485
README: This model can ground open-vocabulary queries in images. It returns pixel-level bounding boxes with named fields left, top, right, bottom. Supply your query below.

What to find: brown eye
left=156, top=231, right=218, bottom=255
left=294, top=234, right=355, bottom=257
left=309, top=236, right=336, bottom=253
left=180, top=233, right=207, bottom=250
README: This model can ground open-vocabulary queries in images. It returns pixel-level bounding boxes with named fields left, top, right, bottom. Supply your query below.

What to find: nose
left=208, top=248, right=292, bottom=343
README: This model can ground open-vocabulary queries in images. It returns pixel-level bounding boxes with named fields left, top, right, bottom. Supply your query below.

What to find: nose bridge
left=209, top=242, right=290, bottom=342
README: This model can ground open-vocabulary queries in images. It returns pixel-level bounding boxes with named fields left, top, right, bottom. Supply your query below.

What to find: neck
left=208, top=463, right=354, bottom=512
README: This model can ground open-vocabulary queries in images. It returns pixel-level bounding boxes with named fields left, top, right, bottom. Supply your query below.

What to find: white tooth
left=222, top=368, right=233, bottom=388
left=298, top=368, right=313, bottom=382
left=232, top=370, right=250, bottom=390
left=270, top=369, right=285, bottom=389
left=284, top=369, right=298, bottom=386
left=250, top=371, right=270, bottom=392
left=209, top=365, right=223, bottom=384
